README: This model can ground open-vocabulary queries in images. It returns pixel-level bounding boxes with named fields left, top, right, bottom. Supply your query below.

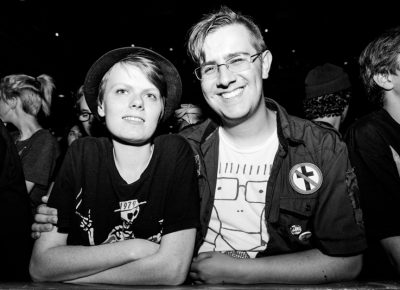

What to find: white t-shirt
left=199, top=126, right=279, bottom=258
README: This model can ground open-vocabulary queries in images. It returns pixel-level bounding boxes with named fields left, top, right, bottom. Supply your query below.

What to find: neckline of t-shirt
left=218, top=126, right=278, bottom=154
left=108, top=139, right=156, bottom=186
left=14, top=128, right=45, bottom=145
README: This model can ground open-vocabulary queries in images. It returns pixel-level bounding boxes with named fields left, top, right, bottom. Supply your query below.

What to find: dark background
left=1, top=0, right=399, bottom=134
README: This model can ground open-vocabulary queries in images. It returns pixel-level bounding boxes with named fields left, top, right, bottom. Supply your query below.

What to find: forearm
left=381, top=236, right=400, bottom=276
left=68, top=229, right=196, bottom=285
left=213, top=249, right=362, bottom=284
left=31, top=232, right=158, bottom=282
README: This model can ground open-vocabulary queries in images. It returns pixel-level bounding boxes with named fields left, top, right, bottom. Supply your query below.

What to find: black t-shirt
left=0, top=122, right=33, bottom=281
left=345, top=109, right=400, bottom=279
left=49, top=134, right=199, bottom=246
left=13, top=129, right=60, bottom=210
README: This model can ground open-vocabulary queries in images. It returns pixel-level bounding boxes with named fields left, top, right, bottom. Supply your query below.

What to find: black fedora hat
left=83, top=47, right=182, bottom=122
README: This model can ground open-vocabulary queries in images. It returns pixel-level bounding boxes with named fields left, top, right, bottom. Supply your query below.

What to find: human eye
left=146, top=93, right=157, bottom=99
left=144, top=92, right=161, bottom=101
left=201, top=65, right=217, bottom=75
left=115, top=88, right=128, bottom=94
left=228, top=55, right=248, bottom=66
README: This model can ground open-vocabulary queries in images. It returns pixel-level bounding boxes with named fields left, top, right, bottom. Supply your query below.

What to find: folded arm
left=67, top=228, right=196, bottom=285
left=30, top=226, right=159, bottom=282
left=381, top=236, right=400, bottom=276
left=190, top=249, right=362, bottom=284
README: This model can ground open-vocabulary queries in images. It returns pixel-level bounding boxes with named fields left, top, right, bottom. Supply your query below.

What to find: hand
left=31, top=195, right=58, bottom=239
left=190, top=252, right=236, bottom=284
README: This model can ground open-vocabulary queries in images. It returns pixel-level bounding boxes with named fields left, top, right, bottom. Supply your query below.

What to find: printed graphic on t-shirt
left=75, top=189, right=155, bottom=245
left=200, top=128, right=278, bottom=258
left=390, top=146, right=400, bottom=177
left=200, top=162, right=271, bottom=258
left=103, top=199, right=147, bottom=243
left=75, top=188, right=95, bottom=245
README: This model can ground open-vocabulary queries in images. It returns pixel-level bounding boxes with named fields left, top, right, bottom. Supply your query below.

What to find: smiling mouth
left=220, top=87, right=244, bottom=99
left=122, top=116, right=144, bottom=122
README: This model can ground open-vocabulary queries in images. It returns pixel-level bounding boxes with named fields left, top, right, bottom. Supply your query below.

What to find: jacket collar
left=181, top=98, right=304, bottom=151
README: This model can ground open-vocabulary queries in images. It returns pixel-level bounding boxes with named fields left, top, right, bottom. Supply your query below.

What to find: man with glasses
left=67, top=85, right=95, bottom=146
left=32, top=6, right=366, bottom=285
left=182, top=6, right=366, bottom=284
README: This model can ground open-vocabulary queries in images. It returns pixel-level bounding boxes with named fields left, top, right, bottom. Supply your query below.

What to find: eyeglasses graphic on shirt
left=78, top=111, right=94, bottom=122
left=194, top=50, right=265, bottom=81
left=214, top=177, right=267, bottom=204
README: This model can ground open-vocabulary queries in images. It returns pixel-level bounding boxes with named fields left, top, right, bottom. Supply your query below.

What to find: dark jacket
left=180, top=98, right=366, bottom=257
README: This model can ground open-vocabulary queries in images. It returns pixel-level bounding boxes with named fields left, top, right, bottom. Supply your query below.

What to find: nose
left=217, top=64, right=236, bottom=88
left=129, top=94, right=144, bottom=109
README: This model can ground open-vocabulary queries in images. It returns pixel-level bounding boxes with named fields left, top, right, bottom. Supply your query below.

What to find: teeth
left=221, top=88, right=243, bottom=99
left=123, top=116, right=144, bottom=122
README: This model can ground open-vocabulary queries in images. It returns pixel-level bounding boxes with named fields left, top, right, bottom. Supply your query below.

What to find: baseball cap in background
left=305, top=63, right=351, bottom=99
left=83, top=47, right=182, bottom=122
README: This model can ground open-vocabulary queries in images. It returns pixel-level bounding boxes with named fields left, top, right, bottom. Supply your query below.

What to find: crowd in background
left=0, top=5, right=400, bottom=286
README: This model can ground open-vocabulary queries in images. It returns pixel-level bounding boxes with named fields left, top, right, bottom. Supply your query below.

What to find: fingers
left=193, top=251, right=212, bottom=262
left=36, top=204, right=57, bottom=216
left=31, top=231, right=41, bottom=240
left=31, top=222, right=54, bottom=240
left=189, top=271, right=203, bottom=284
left=34, top=213, right=58, bottom=225
left=31, top=222, right=54, bottom=233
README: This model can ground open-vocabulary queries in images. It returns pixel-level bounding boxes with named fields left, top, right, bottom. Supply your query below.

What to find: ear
left=6, top=97, right=18, bottom=109
left=373, top=73, right=394, bottom=90
left=97, top=101, right=105, bottom=117
left=261, top=50, right=273, bottom=79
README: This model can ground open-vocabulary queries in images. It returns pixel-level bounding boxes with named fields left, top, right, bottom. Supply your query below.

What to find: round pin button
left=298, top=231, right=312, bottom=241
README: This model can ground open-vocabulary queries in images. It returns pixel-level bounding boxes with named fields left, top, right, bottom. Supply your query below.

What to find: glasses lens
left=227, top=56, right=251, bottom=73
left=78, top=112, right=91, bottom=122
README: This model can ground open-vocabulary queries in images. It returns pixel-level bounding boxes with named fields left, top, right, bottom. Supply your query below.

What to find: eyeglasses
left=194, top=51, right=265, bottom=80
left=78, top=111, right=93, bottom=122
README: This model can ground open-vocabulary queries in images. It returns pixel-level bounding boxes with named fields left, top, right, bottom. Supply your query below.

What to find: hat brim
left=83, top=47, right=182, bottom=122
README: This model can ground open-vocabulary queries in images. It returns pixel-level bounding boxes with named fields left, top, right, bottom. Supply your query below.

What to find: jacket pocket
left=266, top=197, right=316, bottom=255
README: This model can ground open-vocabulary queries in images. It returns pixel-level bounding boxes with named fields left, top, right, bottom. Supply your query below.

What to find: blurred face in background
left=77, top=96, right=94, bottom=136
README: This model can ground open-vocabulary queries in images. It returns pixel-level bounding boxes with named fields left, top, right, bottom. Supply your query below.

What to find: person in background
left=303, top=63, right=352, bottom=131
left=345, top=25, right=400, bottom=280
left=0, top=74, right=60, bottom=213
left=67, top=85, right=94, bottom=146
left=67, top=85, right=107, bottom=146
left=29, top=46, right=199, bottom=285
left=174, top=103, right=204, bottom=131
left=0, top=121, right=33, bottom=281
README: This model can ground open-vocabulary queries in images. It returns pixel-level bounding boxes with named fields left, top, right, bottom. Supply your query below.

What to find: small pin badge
left=290, top=225, right=302, bottom=235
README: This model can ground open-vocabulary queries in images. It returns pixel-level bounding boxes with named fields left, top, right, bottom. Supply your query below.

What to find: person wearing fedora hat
left=303, top=63, right=352, bottom=131
left=29, top=47, right=199, bottom=285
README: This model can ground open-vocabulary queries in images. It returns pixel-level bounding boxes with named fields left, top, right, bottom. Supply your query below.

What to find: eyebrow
left=202, top=51, right=250, bottom=66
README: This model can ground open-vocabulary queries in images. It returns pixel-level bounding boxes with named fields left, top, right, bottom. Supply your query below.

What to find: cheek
left=200, top=80, right=213, bottom=96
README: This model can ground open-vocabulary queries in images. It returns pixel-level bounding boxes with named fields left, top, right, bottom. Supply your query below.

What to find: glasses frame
left=194, top=50, right=265, bottom=81
left=77, top=111, right=94, bottom=122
